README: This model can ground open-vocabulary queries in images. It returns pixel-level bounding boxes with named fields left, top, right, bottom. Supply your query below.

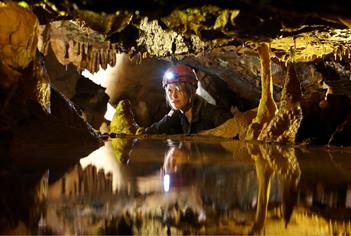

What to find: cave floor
left=1, top=138, right=351, bottom=235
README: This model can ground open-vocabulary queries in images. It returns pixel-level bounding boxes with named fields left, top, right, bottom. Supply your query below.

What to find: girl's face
left=165, top=83, right=189, bottom=111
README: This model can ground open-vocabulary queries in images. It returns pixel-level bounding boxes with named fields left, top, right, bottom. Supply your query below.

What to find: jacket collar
left=177, top=95, right=205, bottom=134
left=191, top=94, right=204, bottom=123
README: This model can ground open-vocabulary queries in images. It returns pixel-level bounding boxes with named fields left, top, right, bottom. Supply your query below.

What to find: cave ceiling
left=12, top=0, right=351, bottom=74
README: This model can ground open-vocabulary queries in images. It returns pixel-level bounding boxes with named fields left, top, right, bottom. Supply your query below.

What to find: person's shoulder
left=195, top=95, right=216, bottom=109
left=195, top=94, right=210, bottom=105
left=167, top=109, right=182, bottom=118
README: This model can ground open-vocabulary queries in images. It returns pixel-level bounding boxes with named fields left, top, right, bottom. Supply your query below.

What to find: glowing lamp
left=163, top=174, right=170, bottom=192
left=164, top=71, right=175, bottom=81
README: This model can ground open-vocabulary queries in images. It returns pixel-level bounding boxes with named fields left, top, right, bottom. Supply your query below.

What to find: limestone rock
left=258, top=65, right=303, bottom=143
left=200, top=109, right=256, bottom=139
left=71, top=77, right=109, bottom=129
left=11, top=87, right=102, bottom=163
left=110, top=100, right=139, bottom=135
left=0, top=3, right=38, bottom=69
left=0, top=53, right=51, bottom=122
left=320, top=94, right=350, bottom=145
left=296, top=92, right=324, bottom=143
left=46, top=21, right=118, bottom=74
left=329, top=112, right=351, bottom=146
left=44, top=45, right=81, bottom=99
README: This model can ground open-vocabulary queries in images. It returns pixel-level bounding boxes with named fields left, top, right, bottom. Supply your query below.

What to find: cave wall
left=80, top=54, right=171, bottom=127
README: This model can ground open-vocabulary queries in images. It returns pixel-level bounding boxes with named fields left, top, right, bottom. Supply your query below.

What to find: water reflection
left=1, top=138, right=351, bottom=234
left=0, top=170, right=48, bottom=234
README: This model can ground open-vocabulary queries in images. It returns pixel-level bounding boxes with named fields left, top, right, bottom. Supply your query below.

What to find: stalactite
left=77, top=41, right=81, bottom=56
left=98, top=49, right=102, bottom=70
left=80, top=43, right=84, bottom=59
left=94, top=49, right=99, bottom=73
left=64, top=41, right=69, bottom=59
left=111, top=51, right=117, bottom=67
left=107, top=49, right=113, bottom=67
left=100, top=49, right=107, bottom=70
left=91, top=48, right=97, bottom=73
left=78, top=43, right=86, bottom=72
left=87, top=44, right=93, bottom=72
left=69, top=40, right=75, bottom=61
left=103, top=50, right=109, bottom=70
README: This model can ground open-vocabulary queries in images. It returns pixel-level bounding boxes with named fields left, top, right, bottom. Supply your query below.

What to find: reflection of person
left=160, top=141, right=206, bottom=222
left=138, top=64, right=232, bottom=135
left=162, top=143, right=189, bottom=174
left=161, top=142, right=194, bottom=192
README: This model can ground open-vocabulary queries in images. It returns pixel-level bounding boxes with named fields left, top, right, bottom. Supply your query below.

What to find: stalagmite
left=258, top=64, right=303, bottom=143
left=245, top=43, right=277, bottom=140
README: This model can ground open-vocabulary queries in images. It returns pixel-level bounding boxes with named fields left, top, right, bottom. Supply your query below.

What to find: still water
left=1, top=137, right=351, bottom=235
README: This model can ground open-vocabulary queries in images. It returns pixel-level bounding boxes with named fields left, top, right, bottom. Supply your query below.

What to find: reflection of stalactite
left=0, top=171, right=48, bottom=234
left=247, top=143, right=301, bottom=233
left=251, top=152, right=274, bottom=233
left=81, top=165, right=113, bottom=195
left=260, top=144, right=301, bottom=227
left=49, top=164, right=113, bottom=198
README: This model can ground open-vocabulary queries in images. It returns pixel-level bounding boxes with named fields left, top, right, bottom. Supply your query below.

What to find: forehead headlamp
left=162, top=64, right=198, bottom=87
left=164, top=71, right=175, bottom=81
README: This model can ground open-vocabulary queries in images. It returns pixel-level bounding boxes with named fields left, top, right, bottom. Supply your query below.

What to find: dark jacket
left=145, top=95, right=232, bottom=134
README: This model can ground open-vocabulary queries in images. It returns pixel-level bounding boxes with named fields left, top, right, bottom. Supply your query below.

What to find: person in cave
left=137, top=64, right=233, bottom=135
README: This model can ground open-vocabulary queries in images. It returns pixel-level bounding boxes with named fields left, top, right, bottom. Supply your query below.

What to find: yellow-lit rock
left=110, top=99, right=139, bottom=135
left=0, top=3, right=38, bottom=68
left=199, top=109, right=256, bottom=139
left=111, top=137, right=134, bottom=162
left=258, top=64, right=303, bottom=143
left=246, top=43, right=278, bottom=140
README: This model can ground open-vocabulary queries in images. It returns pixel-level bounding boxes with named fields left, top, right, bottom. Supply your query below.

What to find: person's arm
left=144, top=110, right=183, bottom=134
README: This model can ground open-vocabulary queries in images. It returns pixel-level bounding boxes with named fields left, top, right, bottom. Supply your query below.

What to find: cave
left=1, top=0, right=351, bottom=235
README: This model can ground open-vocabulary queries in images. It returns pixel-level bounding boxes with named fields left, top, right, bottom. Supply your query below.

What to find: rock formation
left=0, top=0, right=351, bottom=145
left=0, top=3, right=101, bottom=163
